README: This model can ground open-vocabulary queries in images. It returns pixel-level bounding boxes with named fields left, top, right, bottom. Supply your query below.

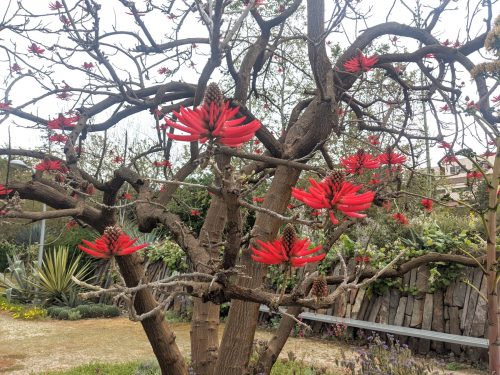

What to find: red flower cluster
left=166, top=101, right=260, bottom=147
left=49, top=134, right=69, bottom=143
left=442, top=155, right=458, bottom=164
left=292, top=172, right=375, bottom=225
left=35, top=160, right=67, bottom=173
left=49, top=1, right=64, bottom=10
left=340, top=149, right=380, bottom=175
left=467, top=171, right=482, bottom=180
left=0, top=184, right=13, bottom=196
left=121, top=192, right=133, bottom=200
left=153, top=160, right=172, bottom=168
left=252, top=197, right=265, bottom=203
left=113, top=156, right=124, bottom=164
left=421, top=198, right=433, bottom=212
left=343, top=52, right=378, bottom=73
left=251, top=225, right=325, bottom=267
left=190, top=209, right=201, bottom=216
left=438, top=141, right=451, bottom=149
left=10, top=63, right=22, bottom=73
left=158, top=67, right=170, bottom=75
left=492, top=95, right=500, bottom=104
left=48, top=114, right=79, bottom=130
left=439, top=104, right=450, bottom=112
left=60, top=15, right=71, bottom=26
left=65, top=220, right=78, bottom=230
left=355, top=255, right=370, bottom=263
left=378, top=149, right=406, bottom=165
left=79, top=226, right=148, bottom=259
left=482, top=150, right=496, bottom=157
left=392, top=213, right=408, bottom=225
left=28, top=43, right=45, bottom=55
left=0, top=102, right=11, bottom=110
left=82, top=62, right=94, bottom=70
left=367, top=135, right=380, bottom=146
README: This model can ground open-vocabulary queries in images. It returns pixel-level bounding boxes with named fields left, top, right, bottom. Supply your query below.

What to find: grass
left=42, top=358, right=339, bottom=375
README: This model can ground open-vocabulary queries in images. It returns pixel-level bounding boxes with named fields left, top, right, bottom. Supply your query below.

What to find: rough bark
left=487, top=137, right=500, bottom=374
left=116, top=255, right=188, bottom=375
left=213, top=165, right=301, bottom=375
left=190, top=154, right=230, bottom=375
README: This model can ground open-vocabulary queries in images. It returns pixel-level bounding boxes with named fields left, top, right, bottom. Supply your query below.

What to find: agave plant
left=0, top=254, right=36, bottom=303
left=32, top=246, right=91, bottom=305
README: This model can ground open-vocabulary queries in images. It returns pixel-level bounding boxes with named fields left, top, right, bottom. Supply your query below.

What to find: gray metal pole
left=37, top=203, right=46, bottom=267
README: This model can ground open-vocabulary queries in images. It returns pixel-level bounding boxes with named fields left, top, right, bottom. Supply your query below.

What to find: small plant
left=0, top=297, right=47, bottom=320
left=47, top=303, right=119, bottom=320
left=336, top=334, right=441, bottom=375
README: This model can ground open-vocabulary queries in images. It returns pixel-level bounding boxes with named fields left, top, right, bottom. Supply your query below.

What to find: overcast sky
left=0, top=0, right=497, bottom=166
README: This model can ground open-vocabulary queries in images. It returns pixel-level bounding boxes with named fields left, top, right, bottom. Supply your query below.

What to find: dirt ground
left=0, top=312, right=488, bottom=374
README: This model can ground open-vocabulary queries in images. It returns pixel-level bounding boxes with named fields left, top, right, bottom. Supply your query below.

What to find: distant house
left=434, top=155, right=494, bottom=200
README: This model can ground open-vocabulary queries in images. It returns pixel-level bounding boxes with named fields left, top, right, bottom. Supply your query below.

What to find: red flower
left=369, top=173, right=381, bottom=185
left=367, top=135, right=380, bottom=146
left=65, top=220, right=78, bottom=229
left=442, top=39, right=452, bottom=47
left=467, top=171, right=482, bottom=180
left=48, top=114, right=79, bottom=130
left=340, top=149, right=380, bottom=175
left=82, top=62, right=94, bottom=70
left=466, top=101, right=479, bottom=111
left=10, top=63, right=22, bottom=73
left=166, top=100, right=260, bottom=147
left=60, top=15, right=71, bottom=26
left=153, top=160, right=172, bottom=168
left=424, top=53, right=435, bottom=58
left=28, top=43, right=45, bottom=55
left=291, top=172, right=375, bottom=225
left=453, top=40, right=462, bottom=48
left=392, top=213, right=408, bottom=225
left=355, top=255, right=370, bottom=263
left=378, top=149, right=406, bottom=165
left=49, top=134, right=69, bottom=143
left=438, top=141, right=451, bottom=149
left=343, top=52, right=378, bottom=73
left=79, top=226, right=148, bottom=259
left=56, top=91, right=73, bottom=101
left=492, top=95, right=500, bottom=104
left=121, top=192, right=133, bottom=200
left=252, top=197, right=265, bottom=203
left=35, top=160, right=67, bottom=173
left=191, top=209, right=201, bottom=216
left=442, top=155, right=458, bottom=164
left=311, top=210, right=322, bottom=217
left=0, top=102, right=11, bottom=110
left=421, top=198, right=433, bottom=212
left=49, top=1, right=64, bottom=10
left=251, top=224, right=325, bottom=267
left=158, top=67, right=170, bottom=75
left=113, top=156, right=124, bottom=164
left=0, top=184, right=13, bottom=196
left=439, top=104, right=450, bottom=112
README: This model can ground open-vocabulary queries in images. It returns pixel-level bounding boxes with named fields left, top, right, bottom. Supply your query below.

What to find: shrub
left=68, top=310, right=82, bottom=320
left=0, top=297, right=47, bottom=320
left=57, top=309, right=70, bottom=320
left=102, top=304, right=120, bottom=317
left=75, top=304, right=92, bottom=318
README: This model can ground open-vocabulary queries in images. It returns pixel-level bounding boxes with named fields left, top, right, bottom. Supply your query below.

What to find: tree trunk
left=116, top=254, right=188, bottom=375
left=214, top=165, right=301, bottom=375
left=190, top=154, right=230, bottom=375
left=487, top=137, right=500, bottom=374
left=258, top=306, right=303, bottom=374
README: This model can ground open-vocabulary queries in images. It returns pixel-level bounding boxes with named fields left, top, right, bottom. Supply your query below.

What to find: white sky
left=0, top=0, right=497, bottom=166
